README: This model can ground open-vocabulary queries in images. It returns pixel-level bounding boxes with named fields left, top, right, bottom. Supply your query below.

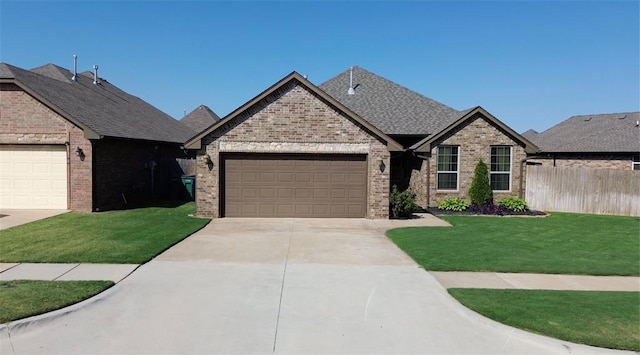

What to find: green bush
left=390, top=185, right=417, bottom=218
left=468, top=160, right=493, bottom=205
left=438, top=198, right=470, bottom=211
left=497, top=197, right=528, bottom=212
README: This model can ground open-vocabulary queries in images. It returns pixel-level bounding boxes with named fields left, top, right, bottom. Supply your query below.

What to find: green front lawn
left=0, top=202, right=210, bottom=264
left=387, top=213, right=639, bottom=275
left=449, top=289, right=640, bottom=351
left=0, top=280, right=114, bottom=323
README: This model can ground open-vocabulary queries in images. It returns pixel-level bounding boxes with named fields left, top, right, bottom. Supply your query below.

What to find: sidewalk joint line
left=53, top=263, right=81, bottom=281
left=272, top=218, right=294, bottom=353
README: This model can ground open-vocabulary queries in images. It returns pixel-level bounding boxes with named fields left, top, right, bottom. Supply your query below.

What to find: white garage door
left=0, top=145, right=68, bottom=209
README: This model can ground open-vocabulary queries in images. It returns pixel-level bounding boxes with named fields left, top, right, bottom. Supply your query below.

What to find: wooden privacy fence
left=525, top=165, right=640, bottom=216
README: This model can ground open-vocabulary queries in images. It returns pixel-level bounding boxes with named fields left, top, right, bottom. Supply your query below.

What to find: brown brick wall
left=196, top=83, right=390, bottom=218
left=1, top=84, right=92, bottom=211
left=414, top=114, right=528, bottom=207
left=527, top=155, right=635, bottom=171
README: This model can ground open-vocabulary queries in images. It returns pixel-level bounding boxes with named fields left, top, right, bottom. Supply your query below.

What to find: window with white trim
left=437, top=146, right=459, bottom=190
left=490, top=146, right=512, bottom=191
left=633, top=155, right=640, bottom=171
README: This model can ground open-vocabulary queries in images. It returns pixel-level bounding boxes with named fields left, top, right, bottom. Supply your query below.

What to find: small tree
left=468, top=160, right=493, bottom=205
left=390, top=185, right=417, bottom=218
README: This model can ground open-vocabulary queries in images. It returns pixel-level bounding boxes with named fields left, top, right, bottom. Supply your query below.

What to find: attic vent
left=617, top=114, right=627, bottom=119
left=583, top=117, right=592, bottom=122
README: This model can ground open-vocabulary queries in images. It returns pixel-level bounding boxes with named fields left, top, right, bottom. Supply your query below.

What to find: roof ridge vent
left=93, top=64, right=99, bottom=85
left=347, top=66, right=355, bottom=95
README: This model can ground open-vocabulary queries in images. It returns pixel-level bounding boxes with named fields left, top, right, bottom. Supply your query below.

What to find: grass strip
left=448, top=288, right=640, bottom=351
left=0, top=202, right=210, bottom=264
left=0, top=280, right=113, bottom=323
left=387, top=213, right=639, bottom=275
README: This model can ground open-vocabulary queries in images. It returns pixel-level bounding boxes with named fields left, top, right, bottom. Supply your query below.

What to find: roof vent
left=93, top=64, right=99, bottom=85
left=636, top=120, right=639, bottom=127
left=71, top=55, right=78, bottom=82
left=617, top=114, right=627, bottom=119
left=347, top=66, right=355, bottom=95
left=583, top=117, right=592, bottom=122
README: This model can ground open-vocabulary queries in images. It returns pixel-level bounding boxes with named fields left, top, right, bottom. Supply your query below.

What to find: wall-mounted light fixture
left=74, top=147, right=85, bottom=161
left=379, top=159, right=386, bottom=173
left=204, top=154, right=214, bottom=171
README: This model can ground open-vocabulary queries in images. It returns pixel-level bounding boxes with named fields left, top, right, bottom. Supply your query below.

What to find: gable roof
left=185, top=71, right=402, bottom=151
left=411, top=106, right=539, bottom=154
left=521, top=129, right=539, bottom=141
left=180, top=105, right=220, bottom=134
left=319, top=66, right=461, bottom=135
left=0, top=62, right=194, bottom=144
left=529, top=112, right=640, bottom=153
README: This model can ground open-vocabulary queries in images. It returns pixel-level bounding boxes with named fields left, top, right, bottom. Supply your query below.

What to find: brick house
left=523, top=112, right=640, bottom=171
left=186, top=67, right=537, bottom=218
left=0, top=62, right=195, bottom=211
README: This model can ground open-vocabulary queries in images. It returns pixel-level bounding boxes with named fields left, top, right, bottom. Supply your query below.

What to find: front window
left=633, top=155, right=640, bottom=171
left=437, top=146, right=459, bottom=190
left=490, top=146, right=512, bottom=191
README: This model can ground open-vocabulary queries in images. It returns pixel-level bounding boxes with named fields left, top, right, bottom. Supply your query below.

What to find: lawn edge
left=447, top=288, right=640, bottom=352
left=0, top=280, right=119, bottom=337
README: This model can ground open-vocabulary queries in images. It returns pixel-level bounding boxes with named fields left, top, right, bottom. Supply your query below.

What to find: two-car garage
left=222, top=154, right=367, bottom=218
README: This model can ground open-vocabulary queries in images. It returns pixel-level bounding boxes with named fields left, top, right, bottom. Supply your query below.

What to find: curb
left=426, top=272, right=635, bottom=354
left=0, top=264, right=141, bottom=339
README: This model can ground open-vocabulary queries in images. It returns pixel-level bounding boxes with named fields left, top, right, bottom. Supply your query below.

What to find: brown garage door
left=223, top=154, right=367, bottom=217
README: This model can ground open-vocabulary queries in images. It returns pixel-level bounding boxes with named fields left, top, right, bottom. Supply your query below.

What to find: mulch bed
left=425, top=207, right=547, bottom=217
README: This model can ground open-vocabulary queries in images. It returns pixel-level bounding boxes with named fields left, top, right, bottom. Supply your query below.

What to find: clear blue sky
left=2, top=1, right=638, bottom=133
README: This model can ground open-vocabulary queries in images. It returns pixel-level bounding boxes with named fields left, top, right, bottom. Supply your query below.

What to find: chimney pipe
left=93, top=65, right=99, bottom=85
left=71, top=55, right=78, bottom=82
left=347, top=66, right=355, bottom=95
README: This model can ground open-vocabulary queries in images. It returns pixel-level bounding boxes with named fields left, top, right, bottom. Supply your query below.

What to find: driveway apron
left=1, top=218, right=626, bottom=354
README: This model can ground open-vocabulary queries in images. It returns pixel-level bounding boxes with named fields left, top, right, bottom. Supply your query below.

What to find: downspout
left=426, top=157, right=431, bottom=207
left=519, top=158, right=528, bottom=199
left=66, top=133, right=71, bottom=210
left=412, top=151, right=431, bottom=208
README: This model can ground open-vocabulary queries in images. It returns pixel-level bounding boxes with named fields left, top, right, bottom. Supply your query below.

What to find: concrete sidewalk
left=0, top=263, right=138, bottom=283
left=430, top=271, right=640, bottom=292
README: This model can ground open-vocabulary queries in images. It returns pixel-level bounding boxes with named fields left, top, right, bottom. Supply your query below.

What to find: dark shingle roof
left=180, top=105, right=220, bottom=134
left=529, top=112, right=640, bottom=153
left=521, top=129, right=539, bottom=141
left=0, top=62, right=194, bottom=144
left=319, top=66, right=461, bottom=135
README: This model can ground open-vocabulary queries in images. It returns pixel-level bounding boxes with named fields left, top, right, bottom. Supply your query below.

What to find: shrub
left=390, top=185, right=417, bottom=218
left=468, top=160, right=493, bottom=206
left=438, top=198, right=470, bottom=212
left=497, top=197, right=528, bottom=212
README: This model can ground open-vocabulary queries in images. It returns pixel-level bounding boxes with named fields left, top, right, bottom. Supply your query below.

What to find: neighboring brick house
left=524, top=112, right=640, bottom=171
left=180, top=105, right=220, bottom=134
left=186, top=67, right=536, bottom=218
left=0, top=62, right=195, bottom=211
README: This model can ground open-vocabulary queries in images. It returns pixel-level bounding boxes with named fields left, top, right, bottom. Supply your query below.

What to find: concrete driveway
left=1, top=218, right=625, bottom=354
left=0, top=210, right=69, bottom=230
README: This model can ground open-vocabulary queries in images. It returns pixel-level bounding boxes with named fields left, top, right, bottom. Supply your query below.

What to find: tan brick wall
left=423, top=114, right=527, bottom=207
left=527, top=155, right=635, bottom=171
left=1, top=84, right=92, bottom=211
left=195, top=82, right=390, bottom=218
